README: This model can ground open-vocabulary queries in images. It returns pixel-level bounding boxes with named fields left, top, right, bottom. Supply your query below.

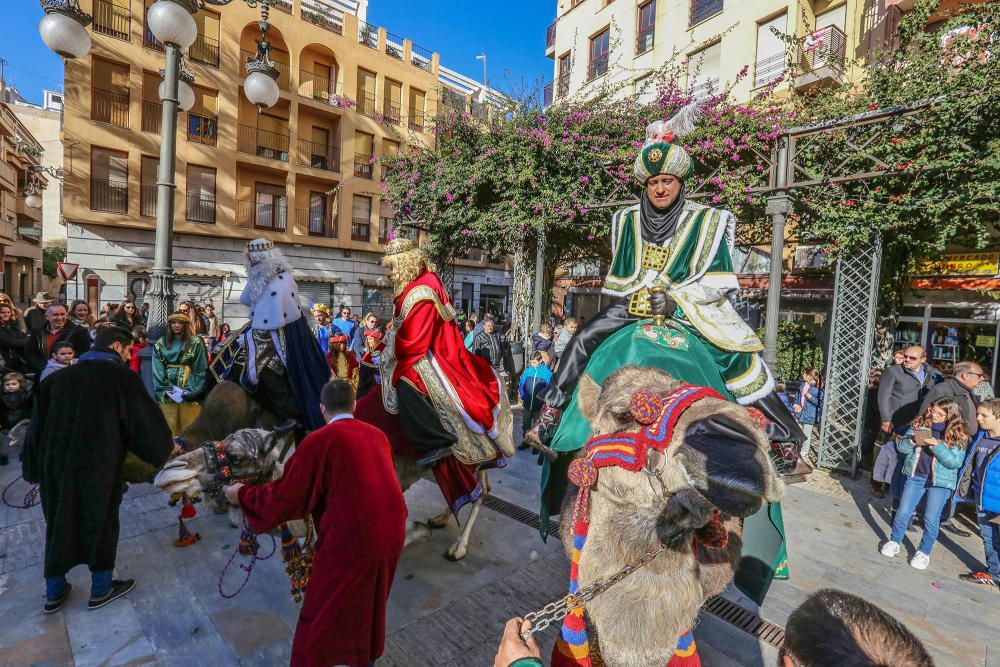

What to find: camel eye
left=614, top=411, right=634, bottom=425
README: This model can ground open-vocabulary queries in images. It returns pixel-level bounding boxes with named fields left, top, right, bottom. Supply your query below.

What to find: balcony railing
left=386, top=32, right=405, bottom=60
left=383, top=100, right=402, bottom=125
left=186, top=191, right=216, bottom=224
left=543, top=81, right=554, bottom=108
left=187, top=113, right=218, bottom=145
left=141, top=99, right=161, bottom=133
left=143, top=7, right=163, bottom=51
left=546, top=23, right=556, bottom=51
left=411, top=43, right=433, bottom=71
left=301, top=2, right=344, bottom=34
left=358, top=20, right=379, bottom=49
left=351, top=217, right=371, bottom=242
left=140, top=184, right=157, bottom=218
left=297, top=139, right=339, bottom=171
left=637, top=25, right=655, bottom=55
left=356, top=90, right=377, bottom=117
left=299, top=69, right=342, bottom=104
left=271, top=0, right=293, bottom=14
left=92, top=87, right=129, bottom=127
left=91, top=179, right=128, bottom=214
left=587, top=53, right=609, bottom=81
left=794, top=25, right=848, bottom=81
left=690, top=0, right=724, bottom=26
left=689, top=77, right=721, bottom=99
left=296, top=208, right=337, bottom=238
left=241, top=49, right=290, bottom=90
left=408, top=108, right=425, bottom=132
left=237, top=198, right=287, bottom=231
left=378, top=217, right=393, bottom=244
left=754, top=51, right=786, bottom=88
left=93, top=0, right=130, bottom=41
left=237, top=124, right=290, bottom=162
left=190, top=32, right=220, bottom=68
left=354, top=153, right=374, bottom=179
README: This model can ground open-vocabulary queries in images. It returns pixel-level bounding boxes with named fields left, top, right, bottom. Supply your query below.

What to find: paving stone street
left=1, top=420, right=998, bottom=666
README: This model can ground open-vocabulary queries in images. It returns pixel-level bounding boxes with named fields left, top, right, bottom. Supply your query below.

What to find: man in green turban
left=528, top=115, right=804, bottom=446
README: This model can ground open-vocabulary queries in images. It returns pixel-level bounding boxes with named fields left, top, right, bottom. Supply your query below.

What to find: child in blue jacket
left=518, top=352, right=553, bottom=450
left=957, top=398, right=1000, bottom=587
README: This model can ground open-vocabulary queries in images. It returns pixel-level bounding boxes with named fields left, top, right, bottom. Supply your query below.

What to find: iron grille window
left=352, top=195, right=372, bottom=241
left=141, top=99, right=161, bottom=133
left=354, top=153, right=373, bottom=179
left=91, top=147, right=128, bottom=214
left=92, top=87, right=129, bottom=127
left=93, top=0, right=130, bottom=41
left=186, top=165, right=216, bottom=224
left=690, top=0, right=724, bottom=26
left=238, top=124, right=289, bottom=162
left=588, top=29, right=610, bottom=81
left=637, top=1, right=656, bottom=55
left=190, top=33, right=220, bottom=68
left=140, top=155, right=158, bottom=218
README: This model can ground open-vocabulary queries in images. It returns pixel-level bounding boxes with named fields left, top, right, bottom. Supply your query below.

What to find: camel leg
left=403, top=521, right=433, bottom=548
left=427, top=507, right=452, bottom=529
left=445, top=470, right=488, bottom=561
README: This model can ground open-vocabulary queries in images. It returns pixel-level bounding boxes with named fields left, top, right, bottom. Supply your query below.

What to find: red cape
left=391, top=270, right=502, bottom=435
left=238, top=419, right=407, bottom=667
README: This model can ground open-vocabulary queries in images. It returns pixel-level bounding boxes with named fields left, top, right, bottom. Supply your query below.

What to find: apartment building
left=0, top=103, right=45, bottom=306
left=11, top=94, right=63, bottom=249
left=61, top=0, right=511, bottom=324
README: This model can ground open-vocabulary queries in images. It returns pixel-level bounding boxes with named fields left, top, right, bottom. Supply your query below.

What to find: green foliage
left=758, top=320, right=824, bottom=381
left=42, top=246, right=66, bottom=279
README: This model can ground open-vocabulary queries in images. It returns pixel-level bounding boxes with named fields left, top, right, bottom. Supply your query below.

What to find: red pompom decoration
left=630, top=389, right=665, bottom=425
left=745, top=407, right=770, bottom=432
left=180, top=500, right=196, bottom=519
left=567, top=457, right=598, bottom=489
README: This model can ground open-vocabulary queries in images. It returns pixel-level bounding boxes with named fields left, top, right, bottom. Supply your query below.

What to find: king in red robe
left=232, top=414, right=406, bottom=667
left=380, top=238, right=514, bottom=465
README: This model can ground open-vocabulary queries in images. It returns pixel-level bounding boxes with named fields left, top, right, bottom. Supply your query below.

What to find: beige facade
left=11, top=103, right=63, bottom=248
left=0, top=103, right=45, bottom=307
left=62, top=0, right=510, bottom=322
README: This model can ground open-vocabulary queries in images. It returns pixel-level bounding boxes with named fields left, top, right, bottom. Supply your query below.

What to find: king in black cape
left=23, top=348, right=173, bottom=579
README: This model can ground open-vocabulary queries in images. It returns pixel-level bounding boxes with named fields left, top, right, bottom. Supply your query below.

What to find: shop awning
left=295, top=272, right=341, bottom=284
left=117, top=260, right=233, bottom=279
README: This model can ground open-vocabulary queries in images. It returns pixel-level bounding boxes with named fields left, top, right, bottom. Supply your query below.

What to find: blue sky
left=4, top=1, right=554, bottom=105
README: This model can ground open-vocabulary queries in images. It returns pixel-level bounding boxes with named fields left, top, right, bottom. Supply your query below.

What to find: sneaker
left=959, top=572, right=999, bottom=587
left=880, top=540, right=901, bottom=558
left=88, top=579, right=135, bottom=610
left=43, top=582, right=72, bottom=614
left=910, top=552, right=930, bottom=570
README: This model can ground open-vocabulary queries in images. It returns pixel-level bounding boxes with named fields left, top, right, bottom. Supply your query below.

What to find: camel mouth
left=153, top=459, right=202, bottom=495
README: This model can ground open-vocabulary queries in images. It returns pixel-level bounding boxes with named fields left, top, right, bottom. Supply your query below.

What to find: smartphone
left=912, top=427, right=933, bottom=446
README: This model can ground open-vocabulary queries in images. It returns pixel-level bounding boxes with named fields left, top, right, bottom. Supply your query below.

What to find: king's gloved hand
left=649, top=289, right=676, bottom=321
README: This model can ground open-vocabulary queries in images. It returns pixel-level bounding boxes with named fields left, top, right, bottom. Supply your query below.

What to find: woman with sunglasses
left=111, top=299, right=144, bottom=332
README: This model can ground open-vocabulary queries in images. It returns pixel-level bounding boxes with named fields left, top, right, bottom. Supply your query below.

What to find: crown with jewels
left=383, top=238, right=418, bottom=257
left=248, top=238, right=274, bottom=252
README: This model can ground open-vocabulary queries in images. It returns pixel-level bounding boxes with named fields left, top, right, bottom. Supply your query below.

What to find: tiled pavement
left=2, top=429, right=998, bottom=666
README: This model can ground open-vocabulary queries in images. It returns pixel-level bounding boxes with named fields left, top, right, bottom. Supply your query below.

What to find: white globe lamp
left=160, top=78, right=196, bottom=112
left=146, top=0, right=197, bottom=48
left=25, top=190, right=43, bottom=209
left=38, top=11, right=92, bottom=59
left=244, top=71, right=280, bottom=110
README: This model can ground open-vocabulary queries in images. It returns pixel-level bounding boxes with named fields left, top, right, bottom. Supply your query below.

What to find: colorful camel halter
left=552, top=385, right=725, bottom=667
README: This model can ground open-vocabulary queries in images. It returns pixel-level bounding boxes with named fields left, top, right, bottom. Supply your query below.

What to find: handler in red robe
left=381, top=237, right=514, bottom=465
left=225, top=380, right=406, bottom=667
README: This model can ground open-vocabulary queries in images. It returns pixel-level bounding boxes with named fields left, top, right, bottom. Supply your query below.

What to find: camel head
left=154, top=428, right=282, bottom=511
left=566, top=366, right=784, bottom=667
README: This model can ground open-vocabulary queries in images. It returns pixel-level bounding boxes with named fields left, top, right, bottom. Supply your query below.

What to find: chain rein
left=521, top=544, right=665, bottom=642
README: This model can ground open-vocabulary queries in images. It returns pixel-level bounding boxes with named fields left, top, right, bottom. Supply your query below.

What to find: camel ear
left=577, top=376, right=601, bottom=422
left=262, top=431, right=280, bottom=456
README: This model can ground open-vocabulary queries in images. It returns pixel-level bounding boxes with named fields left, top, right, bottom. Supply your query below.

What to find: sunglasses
left=903, top=355, right=922, bottom=360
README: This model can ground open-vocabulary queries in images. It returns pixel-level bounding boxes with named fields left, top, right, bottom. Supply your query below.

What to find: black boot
left=751, top=391, right=806, bottom=445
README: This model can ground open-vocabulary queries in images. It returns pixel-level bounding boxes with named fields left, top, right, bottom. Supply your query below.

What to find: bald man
left=919, top=360, right=984, bottom=432
left=878, top=346, right=937, bottom=435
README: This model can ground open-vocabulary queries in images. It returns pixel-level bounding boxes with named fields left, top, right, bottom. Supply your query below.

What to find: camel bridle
left=199, top=437, right=274, bottom=498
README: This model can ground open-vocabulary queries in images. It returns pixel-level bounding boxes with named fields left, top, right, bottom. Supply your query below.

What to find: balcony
left=408, top=108, right=425, bottom=132
left=140, top=184, right=156, bottom=218
left=92, top=87, right=129, bottom=127
left=411, top=43, right=433, bottom=72
left=690, top=0, right=724, bottom=26
left=793, top=25, right=848, bottom=90
left=0, top=161, right=16, bottom=193
left=383, top=100, right=403, bottom=125
left=297, top=139, right=339, bottom=172
left=356, top=91, right=377, bottom=117
left=301, top=1, right=344, bottom=35
left=296, top=208, right=337, bottom=238
left=543, top=81, right=554, bottom=108
left=238, top=124, right=290, bottom=162
left=386, top=31, right=405, bottom=60
left=91, top=179, right=128, bottom=214
left=545, top=22, right=556, bottom=55
left=141, top=99, right=161, bottom=133
left=441, top=87, right=466, bottom=113
left=93, top=0, right=130, bottom=41
left=754, top=51, right=786, bottom=88
left=689, top=77, right=720, bottom=100
left=187, top=113, right=218, bottom=145
left=354, top=153, right=374, bottom=179
left=300, top=70, right=345, bottom=106
left=351, top=217, right=371, bottom=242
left=190, top=33, right=220, bottom=68
left=237, top=198, right=287, bottom=231
left=186, top=191, right=216, bottom=224
left=15, top=195, right=42, bottom=223
left=636, top=25, right=655, bottom=55
left=241, top=49, right=291, bottom=91
left=358, top=20, right=379, bottom=49
left=271, top=0, right=293, bottom=14
left=587, top=53, right=608, bottom=82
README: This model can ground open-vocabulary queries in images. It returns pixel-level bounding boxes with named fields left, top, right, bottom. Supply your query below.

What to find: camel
left=155, top=380, right=488, bottom=560
left=560, top=365, right=784, bottom=667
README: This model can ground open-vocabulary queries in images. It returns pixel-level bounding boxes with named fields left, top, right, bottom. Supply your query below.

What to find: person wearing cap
left=357, top=330, right=384, bottom=399
left=210, top=239, right=330, bottom=431
left=526, top=107, right=803, bottom=447
left=328, top=332, right=359, bottom=391
left=152, top=312, right=208, bottom=434
left=25, top=291, right=55, bottom=333
left=311, top=303, right=335, bottom=356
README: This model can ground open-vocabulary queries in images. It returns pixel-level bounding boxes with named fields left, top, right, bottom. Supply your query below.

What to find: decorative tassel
left=239, top=526, right=260, bottom=557
left=180, top=497, right=197, bottom=519
left=175, top=516, right=201, bottom=547
left=280, top=521, right=315, bottom=603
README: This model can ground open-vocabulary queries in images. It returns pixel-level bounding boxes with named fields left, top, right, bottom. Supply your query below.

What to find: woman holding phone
left=881, top=397, right=969, bottom=569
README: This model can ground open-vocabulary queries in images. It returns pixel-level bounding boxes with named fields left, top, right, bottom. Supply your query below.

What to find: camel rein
left=199, top=440, right=273, bottom=499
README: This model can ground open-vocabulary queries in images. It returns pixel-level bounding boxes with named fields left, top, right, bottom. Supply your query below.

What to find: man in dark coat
left=23, top=326, right=173, bottom=613
left=918, top=361, right=983, bottom=432
left=24, top=303, right=92, bottom=376
left=225, top=380, right=406, bottom=667
left=877, top=345, right=937, bottom=434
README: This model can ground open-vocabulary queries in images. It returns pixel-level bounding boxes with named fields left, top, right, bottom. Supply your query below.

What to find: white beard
left=244, top=249, right=293, bottom=307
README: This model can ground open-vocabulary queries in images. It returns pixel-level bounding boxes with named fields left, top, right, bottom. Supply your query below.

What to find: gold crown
left=248, top=238, right=273, bottom=252
left=383, top=238, right=418, bottom=257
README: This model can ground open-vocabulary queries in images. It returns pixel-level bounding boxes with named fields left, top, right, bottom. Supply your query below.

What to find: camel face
left=154, top=428, right=280, bottom=501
